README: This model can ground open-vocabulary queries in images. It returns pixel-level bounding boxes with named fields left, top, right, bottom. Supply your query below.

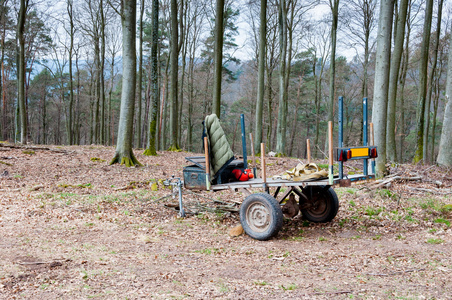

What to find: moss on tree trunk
left=110, top=150, right=142, bottom=167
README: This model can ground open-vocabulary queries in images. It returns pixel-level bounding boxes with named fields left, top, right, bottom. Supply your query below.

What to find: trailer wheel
left=240, top=193, right=283, bottom=241
left=300, top=186, right=339, bottom=223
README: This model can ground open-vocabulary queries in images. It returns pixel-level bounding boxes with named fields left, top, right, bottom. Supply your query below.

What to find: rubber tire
left=300, top=186, right=339, bottom=223
left=240, top=193, right=283, bottom=241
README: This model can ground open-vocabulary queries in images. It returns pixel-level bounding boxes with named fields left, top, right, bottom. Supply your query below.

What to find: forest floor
left=0, top=143, right=451, bottom=299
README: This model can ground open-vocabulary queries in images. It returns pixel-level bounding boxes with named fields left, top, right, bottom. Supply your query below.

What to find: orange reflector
left=350, top=148, right=369, bottom=158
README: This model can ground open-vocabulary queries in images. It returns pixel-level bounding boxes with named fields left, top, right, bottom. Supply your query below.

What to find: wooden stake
left=204, top=137, right=211, bottom=191
left=306, top=139, right=311, bottom=164
left=328, top=121, right=334, bottom=185
left=260, top=143, right=266, bottom=183
left=370, top=123, right=375, bottom=146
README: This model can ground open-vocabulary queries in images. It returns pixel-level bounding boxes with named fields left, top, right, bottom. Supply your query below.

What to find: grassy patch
left=376, top=189, right=396, bottom=199
left=365, top=207, right=382, bottom=217
left=280, top=283, right=297, bottom=291
left=434, top=218, right=450, bottom=227
left=195, top=248, right=219, bottom=255
left=426, top=238, right=444, bottom=244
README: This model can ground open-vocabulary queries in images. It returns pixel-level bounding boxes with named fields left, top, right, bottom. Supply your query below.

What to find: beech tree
left=437, top=27, right=452, bottom=167
left=110, top=0, right=141, bottom=166
left=327, top=0, right=339, bottom=127
left=254, top=0, right=267, bottom=152
left=169, top=0, right=179, bottom=150
left=423, top=0, right=443, bottom=163
left=212, top=0, right=225, bottom=118
left=371, top=0, right=394, bottom=176
left=386, top=0, right=409, bottom=162
left=413, top=0, right=434, bottom=163
left=144, top=0, right=159, bottom=156
left=17, top=0, right=29, bottom=143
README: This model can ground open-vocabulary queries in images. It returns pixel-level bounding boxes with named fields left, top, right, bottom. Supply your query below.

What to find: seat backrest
left=204, top=114, right=234, bottom=176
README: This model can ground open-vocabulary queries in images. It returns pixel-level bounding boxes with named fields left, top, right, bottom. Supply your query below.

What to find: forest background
left=2, top=0, right=452, bottom=173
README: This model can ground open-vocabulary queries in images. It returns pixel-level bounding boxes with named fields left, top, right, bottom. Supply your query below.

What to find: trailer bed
left=211, top=174, right=374, bottom=191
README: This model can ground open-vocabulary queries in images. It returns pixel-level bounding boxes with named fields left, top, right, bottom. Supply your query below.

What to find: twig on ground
left=406, top=186, right=452, bottom=195
left=309, top=291, right=352, bottom=296
left=366, top=268, right=426, bottom=277
left=371, top=176, right=422, bottom=189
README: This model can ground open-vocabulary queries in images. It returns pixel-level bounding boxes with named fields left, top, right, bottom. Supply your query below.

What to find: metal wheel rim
left=245, top=201, right=272, bottom=233
left=307, top=193, right=328, bottom=217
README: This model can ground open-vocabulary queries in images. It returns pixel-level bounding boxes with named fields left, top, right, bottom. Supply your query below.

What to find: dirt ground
left=0, top=144, right=451, bottom=299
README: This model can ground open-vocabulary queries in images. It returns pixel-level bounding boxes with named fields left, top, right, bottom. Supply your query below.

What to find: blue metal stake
left=363, top=98, right=368, bottom=177
left=338, top=96, right=344, bottom=179
left=240, top=114, right=248, bottom=169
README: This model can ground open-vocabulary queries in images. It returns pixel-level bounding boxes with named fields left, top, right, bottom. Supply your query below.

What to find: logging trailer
left=166, top=97, right=378, bottom=241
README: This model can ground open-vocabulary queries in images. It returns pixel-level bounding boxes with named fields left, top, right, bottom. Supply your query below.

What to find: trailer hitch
left=163, top=176, right=186, bottom=218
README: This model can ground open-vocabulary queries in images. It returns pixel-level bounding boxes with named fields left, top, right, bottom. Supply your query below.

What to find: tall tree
left=423, top=0, right=443, bottom=163
left=328, top=0, right=339, bottom=127
left=437, top=26, right=452, bottom=166
left=67, top=0, right=75, bottom=145
left=17, top=0, right=29, bottom=144
left=371, top=0, right=394, bottom=176
left=413, top=0, right=434, bottom=163
left=100, top=0, right=106, bottom=144
left=254, top=0, right=267, bottom=152
left=144, top=0, right=159, bottom=156
left=169, top=0, right=179, bottom=150
left=136, top=0, right=144, bottom=148
left=275, top=0, right=287, bottom=155
left=212, top=0, right=225, bottom=118
left=110, top=0, right=141, bottom=166
left=386, top=0, right=409, bottom=162
left=344, top=0, right=377, bottom=144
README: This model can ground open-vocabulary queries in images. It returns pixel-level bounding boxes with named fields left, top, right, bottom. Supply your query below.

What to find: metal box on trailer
left=183, top=165, right=207, bottom=190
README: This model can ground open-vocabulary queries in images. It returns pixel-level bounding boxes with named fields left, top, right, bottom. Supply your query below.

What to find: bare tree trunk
left=386, top=0, right=408, bottom=162
left=110, top=0, right=141, bottom=167
left=423, top=0, right=443, bottom=163
left=276, top=0, right=287, bottom=155
left=17, top=0, right=28, bottom=144
left=212, top=0, right=224, bottom=118
left=75, top=47, right=81, bottom=144
left=328, top=0, right=339, bottom=126
left=413, top=0, right=433, bottom=163
left=372, top=0, right=394, bottom=176
left=254, top=0, right=267, bottom=152
left=169, top=0, right=179, bottom=150
left=136, top=0, right=144, bottom=148
left=144, top=0, right=159, bottom=156
left=437, top=29, right=452, bottom=166
left=67, top=0, right=75, bottom=145
left=100, top=0, right=106, bottom=144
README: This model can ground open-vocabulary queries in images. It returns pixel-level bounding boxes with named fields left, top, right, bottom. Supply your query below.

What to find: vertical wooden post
left=260, top=143, right=266, bottom=183
left=306, top=139, right=311, bottom=164
left=204, top=137, right=211, bottom=191
left=328, top=121, right=334, bottom=185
